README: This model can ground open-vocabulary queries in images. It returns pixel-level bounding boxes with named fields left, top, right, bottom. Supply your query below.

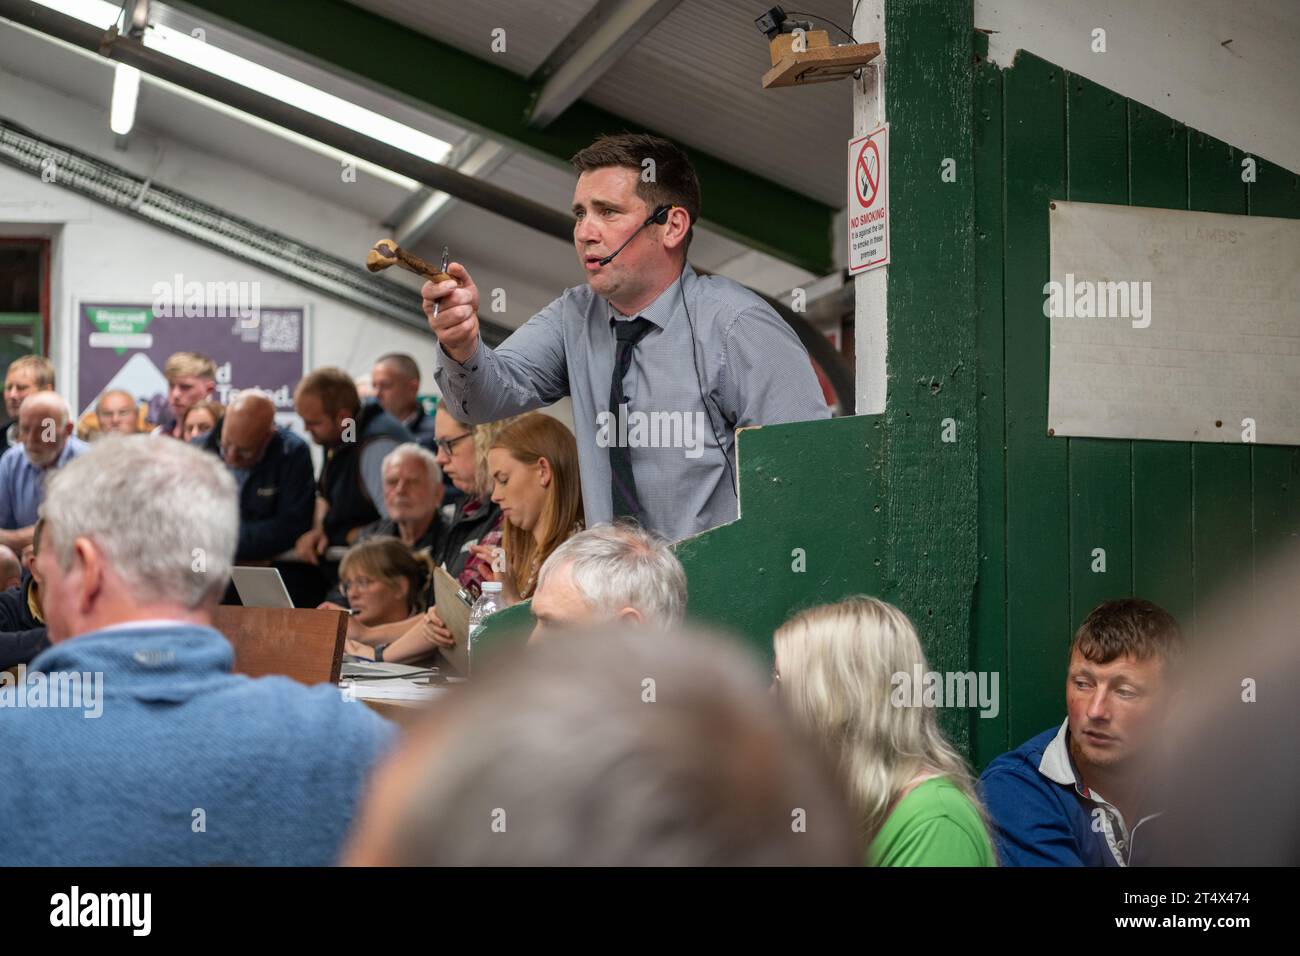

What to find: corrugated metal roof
left=586, top=0, right=852, bottom=206
left=344, top=0, right=854, bottom=205
left=343, top=0, right=597, bottom=76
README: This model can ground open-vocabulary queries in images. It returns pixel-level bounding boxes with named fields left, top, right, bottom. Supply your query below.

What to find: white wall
left=1, top=164, right=443, bottom=411
left=976, top=0, right=1300, bottom=173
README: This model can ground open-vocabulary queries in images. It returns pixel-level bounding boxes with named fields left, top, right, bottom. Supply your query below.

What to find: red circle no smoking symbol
left=855, top=138, right=880, bottom=209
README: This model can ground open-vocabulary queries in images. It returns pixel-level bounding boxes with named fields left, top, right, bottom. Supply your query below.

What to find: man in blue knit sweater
left=0, top=435, right=396, bottom=866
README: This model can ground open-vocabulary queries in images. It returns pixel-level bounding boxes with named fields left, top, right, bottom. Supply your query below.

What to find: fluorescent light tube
left=109, top=62, right=140, bottom=134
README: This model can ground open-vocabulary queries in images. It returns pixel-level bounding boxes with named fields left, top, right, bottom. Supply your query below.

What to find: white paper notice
left=1047, top=201, right=1300, bottom=446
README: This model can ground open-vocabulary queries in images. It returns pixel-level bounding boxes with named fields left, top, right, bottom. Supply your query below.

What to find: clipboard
left=433, top=564, right=473, bottom=675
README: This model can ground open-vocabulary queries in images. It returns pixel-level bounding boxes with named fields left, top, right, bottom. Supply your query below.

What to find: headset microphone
left=597, top=204, right=673, bottom=266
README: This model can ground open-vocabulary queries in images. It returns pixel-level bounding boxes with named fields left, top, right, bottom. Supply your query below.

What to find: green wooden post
left=972, top=32, right=1009, bottom=769
left=876, top=0, right=980, bottom=757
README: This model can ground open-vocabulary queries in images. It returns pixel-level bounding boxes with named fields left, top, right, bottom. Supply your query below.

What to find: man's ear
left=615, top=606, right=644, bottom=627
left=661, top=206, right=690, bottom=252
left=73, top=536, right=104, bottom=615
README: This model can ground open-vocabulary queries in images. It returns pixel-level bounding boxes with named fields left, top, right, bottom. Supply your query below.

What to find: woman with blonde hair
left=773, top=596, right=996, bottom=866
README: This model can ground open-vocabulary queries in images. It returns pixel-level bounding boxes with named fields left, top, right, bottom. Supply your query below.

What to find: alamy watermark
left=1042, top=273, right=1151, bottom=328
left=890, top=665, right=1000, bottom=718
left=151, top=273, right=260, bottom=320
left=0, top=665, right=104, bottom=718
left=50, top=886, right=150, bottom=936
left=596, top=405, right=707, bottom=459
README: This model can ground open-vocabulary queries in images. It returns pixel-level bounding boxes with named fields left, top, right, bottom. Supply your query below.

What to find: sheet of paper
left=432, top=565, right=472, bottom=675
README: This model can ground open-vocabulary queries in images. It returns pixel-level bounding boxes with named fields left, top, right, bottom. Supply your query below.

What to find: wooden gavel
left=366, top=239, right=454, bottom=284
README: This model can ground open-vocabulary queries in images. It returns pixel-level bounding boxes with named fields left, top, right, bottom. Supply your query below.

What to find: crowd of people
left=0, top=345, right=1208, bottom=864
left=0, top=129, right=1265, bottom=867
left=0, top=347, right=594, bottom=671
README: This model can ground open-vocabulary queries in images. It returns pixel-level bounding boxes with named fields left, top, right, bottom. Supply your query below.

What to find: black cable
left=679, top=269, right=739, bottom=504
left=783, top=10, right=857, bottom=44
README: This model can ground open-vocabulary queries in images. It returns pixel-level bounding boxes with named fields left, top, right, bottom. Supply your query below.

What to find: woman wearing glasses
left=347, top=411, right=585, bottom=666
left=345, top=404, right=516, bottom=663
left=336, top=537, right=433, bottom=631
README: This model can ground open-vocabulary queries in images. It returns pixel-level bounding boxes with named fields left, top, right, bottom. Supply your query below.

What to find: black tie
left=609, top=317, right=655, bottom=519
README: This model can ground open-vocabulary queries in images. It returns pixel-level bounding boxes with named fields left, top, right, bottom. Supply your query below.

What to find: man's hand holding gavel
left=422, top=263, right=480, bottom=364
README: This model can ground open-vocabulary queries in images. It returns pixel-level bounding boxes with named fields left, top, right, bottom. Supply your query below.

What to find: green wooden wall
left=971, top=36, right=1300, bottom=769
left=675, top=414, right=885, bottom=657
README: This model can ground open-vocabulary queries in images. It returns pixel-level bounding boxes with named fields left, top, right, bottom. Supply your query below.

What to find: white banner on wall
left=1047, top=201, right=1300, bottom=446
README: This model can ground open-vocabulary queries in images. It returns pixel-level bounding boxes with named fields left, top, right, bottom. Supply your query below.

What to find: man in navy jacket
left=195, top=390, right=315, bottom=562
left=979, top=598, right=1184, bottom=866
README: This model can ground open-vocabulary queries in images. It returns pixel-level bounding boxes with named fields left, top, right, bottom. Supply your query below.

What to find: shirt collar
left=1038, top=717, right=1079, bottom=787
left=22, top=438, right=80, bottom=471
left=1040, top=716, right=1121, bottom=806
left=1042, top=724, right=1167, bottom=866
left=606, top=263, right=695, bottom=331
left=91, top=618, right=198, bottom=634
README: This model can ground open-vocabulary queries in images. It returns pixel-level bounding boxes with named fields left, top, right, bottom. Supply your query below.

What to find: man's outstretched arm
left=425, top=263, right=569, bottom=424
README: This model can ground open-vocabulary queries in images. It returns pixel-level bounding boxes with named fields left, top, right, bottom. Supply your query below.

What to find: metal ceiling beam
left=0, top=0, right=571, bottom=236
left=526, top=0, right=683, bottom=129
left=169, top=0, right=834, bottom=274
left=391, top=136, right=511, bottom=248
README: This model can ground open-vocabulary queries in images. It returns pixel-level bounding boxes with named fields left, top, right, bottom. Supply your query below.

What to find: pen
left=432, top=245, right=450, bottom=320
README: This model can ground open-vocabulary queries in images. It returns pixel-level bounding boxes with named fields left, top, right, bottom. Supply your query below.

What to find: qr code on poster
left=259, top=311, right=301, bottom=352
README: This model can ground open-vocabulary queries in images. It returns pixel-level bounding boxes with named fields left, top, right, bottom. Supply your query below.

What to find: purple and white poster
left=76, top=300, right=306, bottom=426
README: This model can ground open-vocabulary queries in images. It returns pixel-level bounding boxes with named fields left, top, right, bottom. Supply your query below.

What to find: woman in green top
left=774, top=597, right=996, bottom=866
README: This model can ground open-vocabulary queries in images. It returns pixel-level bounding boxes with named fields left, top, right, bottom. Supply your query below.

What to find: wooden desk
left=214, top=606, right=347, bottom=685
left=361, top=697, right=433, bottom=726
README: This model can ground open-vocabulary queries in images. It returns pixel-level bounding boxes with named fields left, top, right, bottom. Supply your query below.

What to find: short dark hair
left=375, top=352, right=420, bottom=383
left=295, top=367, right=360, bottom=417
left=1071, top=598, right=1184, bottom=666
left=570, top=133, right=701, bottom=253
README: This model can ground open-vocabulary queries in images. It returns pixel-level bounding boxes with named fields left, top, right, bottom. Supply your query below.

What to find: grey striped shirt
left=434, top=264, right=830, bottom=542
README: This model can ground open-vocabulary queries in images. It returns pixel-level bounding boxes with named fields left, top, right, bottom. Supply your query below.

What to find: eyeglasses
left=340, top=576, right=377, bottom=596
left=433, top=432, right=472, bottom=456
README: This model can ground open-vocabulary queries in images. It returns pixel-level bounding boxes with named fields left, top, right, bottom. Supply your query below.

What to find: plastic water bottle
left=467, top=582, right=504, bottom=674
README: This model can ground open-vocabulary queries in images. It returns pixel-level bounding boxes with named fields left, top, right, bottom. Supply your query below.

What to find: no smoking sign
left=847, top=124, right=890, bottom=273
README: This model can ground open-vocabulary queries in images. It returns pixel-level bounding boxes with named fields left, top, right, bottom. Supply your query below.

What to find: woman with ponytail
left=336, top=537, right=433, bottom=635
